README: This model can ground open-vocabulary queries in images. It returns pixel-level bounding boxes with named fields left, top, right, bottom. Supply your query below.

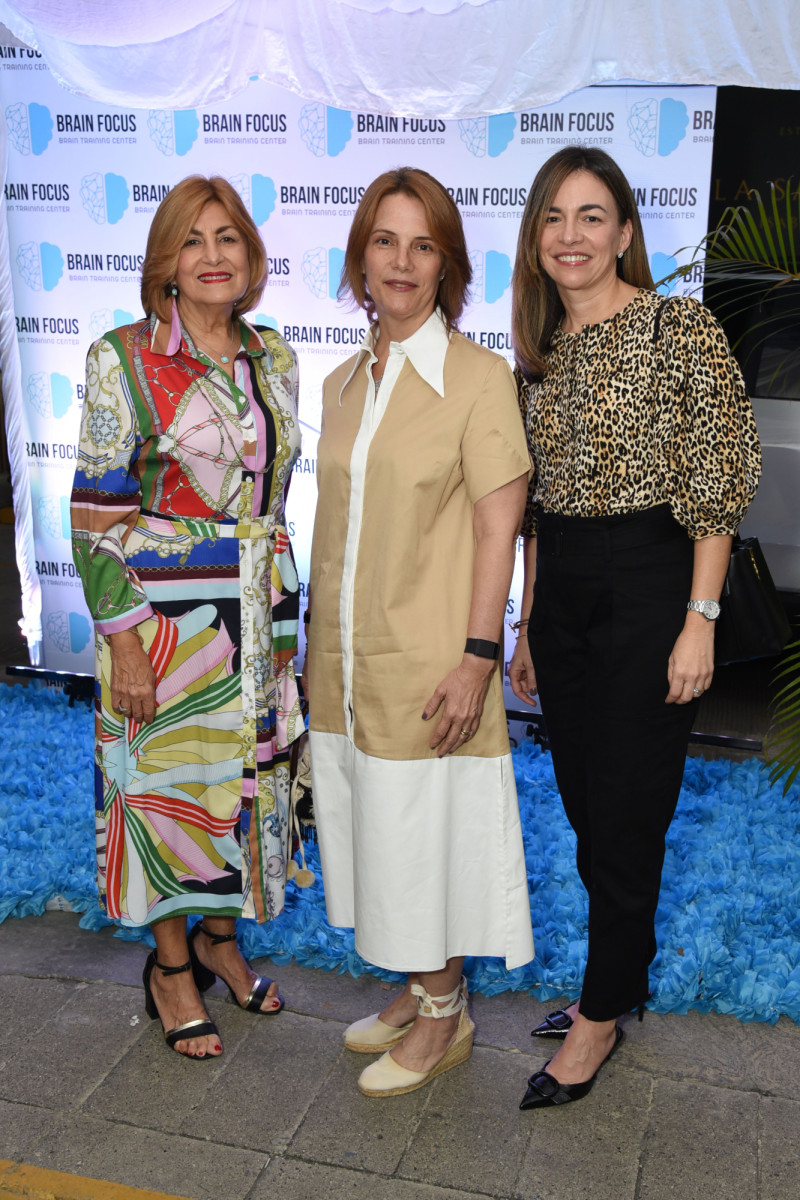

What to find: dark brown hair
left=338, top=167, right=472, bottom=330
left=140, top=175, right=268, bottom=323
left=512, top=146, right=654, bottom=378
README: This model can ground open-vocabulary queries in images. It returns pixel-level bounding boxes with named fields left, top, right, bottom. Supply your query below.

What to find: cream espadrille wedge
left=357, top=976, right=474, bottom=1097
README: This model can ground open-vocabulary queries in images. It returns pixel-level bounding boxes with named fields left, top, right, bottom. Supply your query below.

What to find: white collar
left=338, top=309, right=450, bottom=404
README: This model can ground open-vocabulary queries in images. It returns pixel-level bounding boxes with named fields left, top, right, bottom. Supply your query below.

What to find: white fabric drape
left=0, top=0, right=797, bottom=116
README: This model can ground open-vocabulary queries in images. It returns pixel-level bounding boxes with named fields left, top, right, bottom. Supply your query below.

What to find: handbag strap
left=652, top=295, right=672, bottom=347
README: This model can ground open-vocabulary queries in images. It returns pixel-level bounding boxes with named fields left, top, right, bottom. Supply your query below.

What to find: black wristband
left=464, top=638, right=500, bottom=660
left=303, top=610, right=311, bottom=625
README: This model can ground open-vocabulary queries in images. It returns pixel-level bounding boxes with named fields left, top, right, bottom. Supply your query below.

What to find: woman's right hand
left=508, top=637, right=538, bottom=706
left=108, top=629, right=157, bottom=724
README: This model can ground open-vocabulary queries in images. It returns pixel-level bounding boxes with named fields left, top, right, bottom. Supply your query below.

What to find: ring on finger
left=692, top=687, right=702, bottom=696
left=459, top=728, right=471, bottom=738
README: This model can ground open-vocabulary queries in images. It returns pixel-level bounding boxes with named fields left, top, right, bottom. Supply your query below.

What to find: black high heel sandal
left=142, top=951, right=220, bottom=1059
left=520, top=1025, right=624, bottom=1110
left=188, top=923, right=284, bottom=1014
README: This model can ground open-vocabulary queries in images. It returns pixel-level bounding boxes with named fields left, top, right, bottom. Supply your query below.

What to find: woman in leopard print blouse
left=508, top=147, right=761, bottom=1112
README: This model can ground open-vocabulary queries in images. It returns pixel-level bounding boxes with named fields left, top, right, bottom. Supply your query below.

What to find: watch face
left=701, top=600, right=721, bottom=620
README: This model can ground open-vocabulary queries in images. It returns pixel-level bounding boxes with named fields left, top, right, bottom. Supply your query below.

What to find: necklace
left=185, top=322, right=239, bottom=365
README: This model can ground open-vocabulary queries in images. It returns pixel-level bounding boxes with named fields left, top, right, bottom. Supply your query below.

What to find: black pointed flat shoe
left=519, top=1025, right=624, bottom=1110
left=531, top=1008, right=574, bottom=1039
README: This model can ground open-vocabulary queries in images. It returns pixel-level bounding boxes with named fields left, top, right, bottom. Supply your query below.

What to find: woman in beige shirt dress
left=305, top=167, right=535, bottom=1098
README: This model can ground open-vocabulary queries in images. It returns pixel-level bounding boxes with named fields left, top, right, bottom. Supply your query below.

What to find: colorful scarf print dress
left=71, top=313, right=303, bottom=927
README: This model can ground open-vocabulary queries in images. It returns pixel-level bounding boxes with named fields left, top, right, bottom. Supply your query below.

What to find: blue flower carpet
left=2, top=684, right=799, bottom=1024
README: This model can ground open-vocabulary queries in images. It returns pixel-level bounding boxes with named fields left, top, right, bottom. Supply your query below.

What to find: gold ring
left=460, top=728, right=471, bottom=737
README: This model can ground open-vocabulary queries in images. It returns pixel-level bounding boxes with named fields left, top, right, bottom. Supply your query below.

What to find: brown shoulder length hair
left=338, top=167, right=472, bottom=330
left=512, top=146, right=654, bottom=379
left=140, top=175, right=268, bottom=323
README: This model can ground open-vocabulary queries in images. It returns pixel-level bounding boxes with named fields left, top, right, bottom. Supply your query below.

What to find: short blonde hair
left=338, top=168, right=472, bottom=330
left=140, top=175, right=268, bottom=322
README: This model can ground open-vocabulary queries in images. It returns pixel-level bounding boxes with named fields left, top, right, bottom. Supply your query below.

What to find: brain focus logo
left=90, top=308, right=136, bottom=338
left=458, top=114, right=516, bottom=158
left=302, top=247, right=346, bottom=300
left=16, top=241, right=64, bottom=291
left=38, top=496, right=72, bottom=540
left=298, top=103, right=353, bottom=157
left=148, top=109, right=199, bottom=156
left=628, top=97, right=689, bottom=157
left=47, top=610, right=91, bottom=654
left=5, top=101, right=53, bottom=155
left=230, top=173, right=276, bottom=224
left=651, top=252, right=678, bottom=295
left=27, top=372, right=74, bottom=419
left=469, top=250, right=512, bottom=304
left=80, top=172, right=129, bottom=224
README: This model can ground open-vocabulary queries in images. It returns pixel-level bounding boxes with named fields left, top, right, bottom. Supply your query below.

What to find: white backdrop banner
left=0, top=47, right=716, bottom=710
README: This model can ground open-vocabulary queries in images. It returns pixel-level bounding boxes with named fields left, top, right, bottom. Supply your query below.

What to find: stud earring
left=617, top=251, right=624, bottom=260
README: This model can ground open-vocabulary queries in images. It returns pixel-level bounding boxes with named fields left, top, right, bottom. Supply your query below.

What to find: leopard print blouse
left=515, top=289, right=761, bottom=540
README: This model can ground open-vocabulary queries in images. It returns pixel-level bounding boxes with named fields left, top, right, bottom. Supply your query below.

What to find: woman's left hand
left=422, top=656, right=495, bottom=757
left=665, top=621, right=715, bottom=704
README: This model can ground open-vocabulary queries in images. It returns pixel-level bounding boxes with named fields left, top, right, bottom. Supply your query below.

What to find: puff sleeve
left=656, top=297, right=761, bottom=539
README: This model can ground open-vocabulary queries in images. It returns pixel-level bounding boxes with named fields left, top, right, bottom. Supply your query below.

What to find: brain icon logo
left=628, top=97, right=689, bottom=157
left=16, top=241, right=64, bottom=291
left=302, top=247, right=346, bottom=299
left=651, top=252, right=679, bottom=295
left=298, top=103, right=353, bottom=157
left=148, top=109, right=199, bottom=156
left=4, top=101, right=53, bottom=155
left=458, top=113, right=516, bottom=158
left=230, top=173, right=277, bottom=225
left=254, top=313, right=279, bottom=330
left=38, top=496, right=71, bottom=540
left=90, top=309, right=136, bottom=338
left=469, top=250, right=512, bottom=304
left=26, top=372, right=73, bottom=419
left=80, top=172, right=129, bottom=224
left=47, top=610, right=91, bottom=654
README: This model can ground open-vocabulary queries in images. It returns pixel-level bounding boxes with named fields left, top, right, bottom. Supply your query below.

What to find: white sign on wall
left=0, top=47, right=715, bottom=707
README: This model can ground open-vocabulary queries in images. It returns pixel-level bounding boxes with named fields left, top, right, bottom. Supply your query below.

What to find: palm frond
left=767, top=636, right=800, bottom=797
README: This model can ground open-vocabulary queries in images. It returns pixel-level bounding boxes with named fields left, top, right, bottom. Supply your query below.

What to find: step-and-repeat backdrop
left=1, top=45, right=715, bottom=708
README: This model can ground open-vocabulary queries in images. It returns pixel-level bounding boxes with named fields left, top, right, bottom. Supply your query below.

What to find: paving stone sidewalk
left=0, top=911, right=798, bottom=1200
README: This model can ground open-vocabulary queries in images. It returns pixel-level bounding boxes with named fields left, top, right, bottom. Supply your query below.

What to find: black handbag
left=715, top=535, right=792, bottom=665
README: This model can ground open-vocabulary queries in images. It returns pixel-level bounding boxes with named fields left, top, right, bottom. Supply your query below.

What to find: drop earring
left=617, top=251, right=624, bottom=260
left=170, top=283, right=178, bottom=295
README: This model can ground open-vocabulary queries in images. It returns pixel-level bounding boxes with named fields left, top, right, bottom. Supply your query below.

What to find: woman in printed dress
left=71, top=176, right=303, bottom=1060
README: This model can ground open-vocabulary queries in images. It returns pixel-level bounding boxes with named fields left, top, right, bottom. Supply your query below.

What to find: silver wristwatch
left=687, top=599, right=721, bottom=621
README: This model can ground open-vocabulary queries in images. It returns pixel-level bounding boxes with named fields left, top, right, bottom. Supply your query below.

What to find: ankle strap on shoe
left=411, top=976, right=466, bottom=1019
left=196, top=923, right=238, bottom=947
left=154, top=959, right=192, bottom=977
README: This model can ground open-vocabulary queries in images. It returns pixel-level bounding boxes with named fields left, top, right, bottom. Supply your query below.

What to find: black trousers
left=529, top=505, right=697, bottom=1022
